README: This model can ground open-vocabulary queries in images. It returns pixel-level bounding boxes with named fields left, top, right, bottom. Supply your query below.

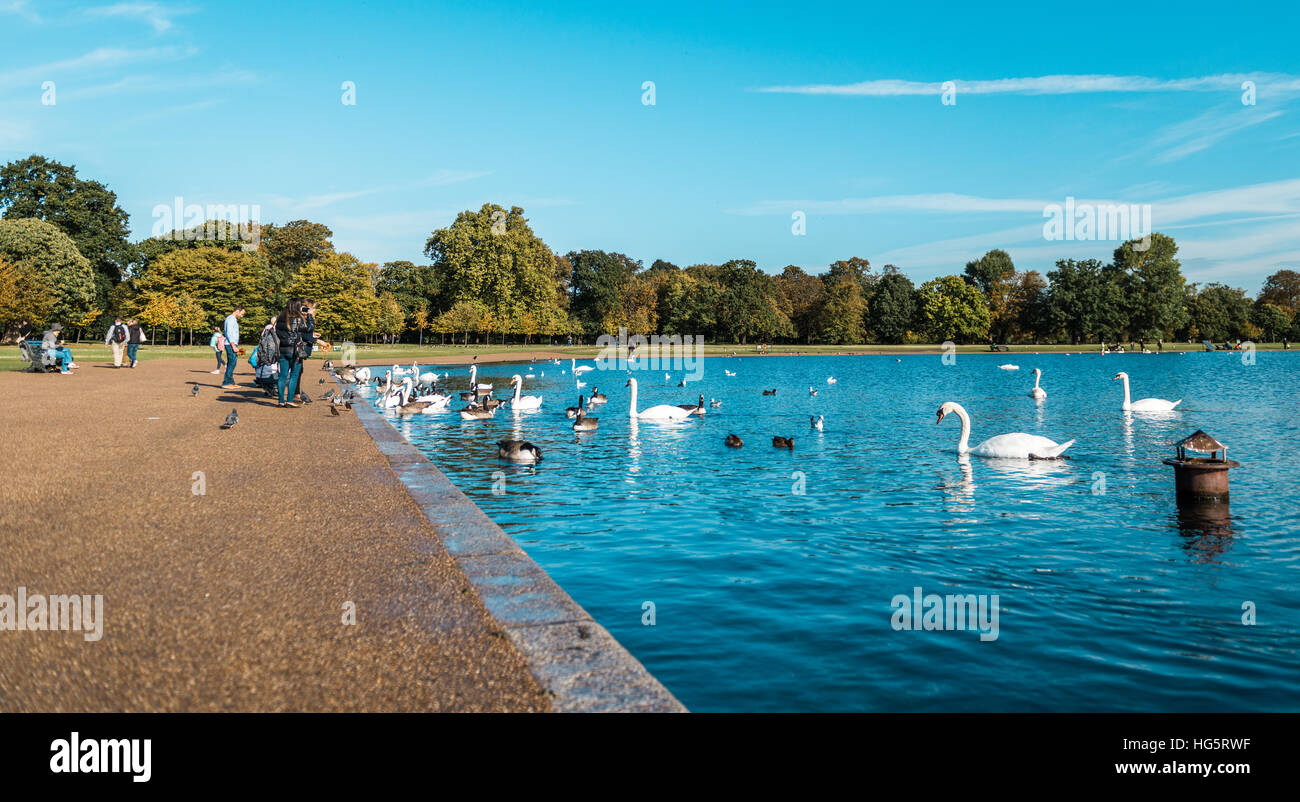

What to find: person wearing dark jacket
left=105, top=317, right=129, bottom=367
left=275, top=298, right=309, bottom=408
left=125, top=318, right=147, bottom=367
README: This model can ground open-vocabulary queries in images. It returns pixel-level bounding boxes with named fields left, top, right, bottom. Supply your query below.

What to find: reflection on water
left=364, top=352, right=1300, bottom=712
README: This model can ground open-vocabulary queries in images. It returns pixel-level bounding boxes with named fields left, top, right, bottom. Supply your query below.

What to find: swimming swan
left=1029, top=368, right=1047, bottom=399
left=508, top=374, right=543, bottom=410
left=625, top=377, right=691, bottom=420
left=1113, top=372, right=1180, bottom=411
left=936, top=401, right=1074, bottom=459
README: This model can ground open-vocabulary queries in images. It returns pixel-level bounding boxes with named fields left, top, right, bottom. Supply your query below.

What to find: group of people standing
left=212, top=299, right=321, bottom=407
left=103, top=317, right=148, bottom=368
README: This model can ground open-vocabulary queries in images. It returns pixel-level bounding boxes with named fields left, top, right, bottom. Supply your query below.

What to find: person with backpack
left=209, top=327, right=226, bottom=374
left=125, top=318, right=147, bottom=368
left=274, top=299, right=310, bottom=408
left=105, top=317, right=129, bottom=368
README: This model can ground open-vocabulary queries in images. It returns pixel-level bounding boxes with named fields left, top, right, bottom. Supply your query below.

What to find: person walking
left=105, top=317, right=129, bottom=368
left=275, top=299, right=309, bottom=408
left=220, top=306, right=245, bottom=389
left=209, top=327, right=226, bottom=374
left=125, top=318, right=147, bottom=368
left=41, top=323, right=76, bottom=374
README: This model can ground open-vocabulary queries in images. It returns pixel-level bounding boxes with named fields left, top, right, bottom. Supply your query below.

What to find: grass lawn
left=4, top=340, right=1291, bottom=371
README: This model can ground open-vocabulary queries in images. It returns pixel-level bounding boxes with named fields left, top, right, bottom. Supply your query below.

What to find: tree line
left=2, top=154, right=1298, bottom=346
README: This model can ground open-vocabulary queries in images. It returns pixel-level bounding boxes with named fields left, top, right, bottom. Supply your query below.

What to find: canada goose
left=397, top=400, right=433, bottom=416
left=460, top=405, right=496, bottom=420
left=566, top=395, right=586, bottom=418
left=811, top=415, right=823, bottom=431
left=724, top=434, right=744, bottom=448
left=772, top=436, right=794, bottom=449
left=573, top=408, right=599, bottom=432
left=676, top=393, right=706, bottom=416
left=762, top=389, right=777, bottom=396
left=709, top=398, right=721, bottom=408
left=497, top=439, right=542, bottom=462
left=588, top=387, right=607, bottom=405
left=322, top=359, right=333, bottom=371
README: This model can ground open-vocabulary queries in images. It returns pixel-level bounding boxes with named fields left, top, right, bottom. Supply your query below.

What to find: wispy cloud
left=60, top=69, right=258, bottom=101
left=272, top=169, right=494, bottom=213
left=1150, top=107, right=1284, bottom=163
left=0, top=45, right=196, bottom=91
left=755, top=72, right=1300, bottom=97
left=0, top=0, right=40, bottom=23
left=85, top=3, right=197, bottom=33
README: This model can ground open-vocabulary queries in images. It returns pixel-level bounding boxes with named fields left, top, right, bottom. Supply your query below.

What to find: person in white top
left=104, top=317, right=130, bottom=368
left=220, top=306, right=245, bottom=388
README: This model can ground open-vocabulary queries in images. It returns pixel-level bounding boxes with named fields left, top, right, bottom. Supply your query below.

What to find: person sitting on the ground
left=41, top=323, right=76, bottom=374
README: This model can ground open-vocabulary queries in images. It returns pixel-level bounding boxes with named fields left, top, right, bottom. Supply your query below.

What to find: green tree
left=963, top=249, right=1015, bottom=295
left=775, top=265, right=826, bottom=344
left=135, top=245, right=270, bottom=328
left=715, top=259, right=793, bottom=343
left=426, top=204, right=566, bottom=335
left=818, top=278, right=867, bottom=344
left=867, top=271, right=917, bottom=344
left=1114, top=233, right=1187, bottom=340
left=0, top=155, right=134, bottom=304
left=566, top=249, right=642, bottom=334
left=1258, top=269, right=1300, bottom=316
left=0, top=217, right=97, bottom=323
left=1251, top=301, right=1292, bottom=342
left=917, top=275, right=991, bottom=343
left=0, top=255, right=55, bottom=332
left=286, top=252, right=382, bottom=339
left=1184, top=283, right=1252, bottom=342
left=1044, top=258, right=1125, bottom=344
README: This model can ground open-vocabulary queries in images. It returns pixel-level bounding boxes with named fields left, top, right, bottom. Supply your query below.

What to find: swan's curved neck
left=1033, top=371, right=1041, bottom=390
left=951, top=404, right=972, bottom=454
left=1119, top=375, right=1131, bottom=407
left=513, top=378, right=522, bottom=402
left=628, top=380, right=638, bottom=416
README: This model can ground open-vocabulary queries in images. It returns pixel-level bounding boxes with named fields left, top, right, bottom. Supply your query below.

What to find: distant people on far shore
left=126, top=318, right=146, bottom=368
left=42, top=322, right=76, bottom=375
left=221, top=306, right=245, bottom=389
left=209, top=326, right=225, bottom=374
left=105, top=316, right=129, bottom=367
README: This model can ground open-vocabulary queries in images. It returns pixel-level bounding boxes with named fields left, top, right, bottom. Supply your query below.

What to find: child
left=209, top=326, right=226, bottom=374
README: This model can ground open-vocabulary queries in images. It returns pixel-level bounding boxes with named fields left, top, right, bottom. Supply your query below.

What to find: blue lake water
left=362, top=351, right=1300, bottom=712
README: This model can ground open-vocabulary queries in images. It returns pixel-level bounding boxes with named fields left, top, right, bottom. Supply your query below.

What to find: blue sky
left=3, top=0, right=1299, bottom=292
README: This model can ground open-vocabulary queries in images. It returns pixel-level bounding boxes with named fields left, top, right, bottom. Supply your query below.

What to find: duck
left=762, top=388, right=777, bottom=396
left=1112, top=372, right=1180, bottom=411
left=935, top=401, right=1074, bottom=459
left=826, top=377, right=837, bottom=384
left=588, top=387, right=607, bottom=405
left=811, top=415, right=823, bottom=431
left=625, top=377, right=691, bottom=420
left=573, top=408, right=599, bottom=432
left=772, top=436, right=795, bottom=449
left=508, top=374, right=543, bottom=410
left=460, top=405, right=496, bottom=421
left=497, top=439, right=542, bottom=462
left=724, top=434, right=744, bottom=448
left=725, top=370, right=737, bottom=377
left=676, top=393, right=706, bottom=416
left=1029, top=368, right=1047, bottom=399
left=709, top=398, right=721, bottom=408
left=808, top=386, right=818, bottom=397
left=565, top=395, right=586, bottom=419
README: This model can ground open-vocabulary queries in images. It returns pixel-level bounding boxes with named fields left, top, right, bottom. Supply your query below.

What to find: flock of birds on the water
left=311, top=355, right=1185, bottom=465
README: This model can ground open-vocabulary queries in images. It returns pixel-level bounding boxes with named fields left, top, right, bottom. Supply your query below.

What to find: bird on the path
left=318, top=378, right=325, bottom=384
left=222, top=409, right=238, bottom=429
left=322, top=389, right=335, bottom=400
left=300, top=392, right=312, bottom=406
left=191, top=384, right=200, bottom=396
left=330, top=405, right=340, bottom=416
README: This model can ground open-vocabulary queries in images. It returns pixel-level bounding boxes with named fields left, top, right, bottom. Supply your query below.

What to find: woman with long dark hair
left=275, top=298, right=309, bottom=408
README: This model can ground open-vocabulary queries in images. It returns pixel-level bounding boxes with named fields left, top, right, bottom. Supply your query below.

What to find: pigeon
left=222, top=409, right=238, bottom=429
left=330, top=405, right=340, bottom=416
left=344, top=401, right=353, bottom=410
left=318, top=378, right=325, bottom=384
left=322, top=389, right=335, bottom=400
left=191, top=384, right=200, bottom=396
left=300, top=392, right=312, bottom=405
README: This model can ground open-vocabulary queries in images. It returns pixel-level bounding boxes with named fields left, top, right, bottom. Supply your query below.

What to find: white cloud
left=0, top=45, right=196, bottom=91
left=85, top=3, right=197, bottom=33
left=755, top=72, right=1300, bottom=97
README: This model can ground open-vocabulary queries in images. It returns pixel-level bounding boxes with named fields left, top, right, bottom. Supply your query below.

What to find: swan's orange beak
left=935, top=409, right=945, bottom=424
left=1111, top=374, right=1121, bottom=381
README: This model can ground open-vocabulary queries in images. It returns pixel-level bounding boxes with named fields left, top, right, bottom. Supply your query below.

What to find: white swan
left=1113, top=372, right=1180, bottom=411
left=468, top=364, right=493, bottom=392
left=571, top=358, right=594, bottom=375
left=1029, top=368, right=1047, bottom=399
left=811, top=415, right=823, bottom=431
left=725, top=370, right=736, bottom=377
left=625, top=377, right=691, bottom=420
left=353, top=366, right=372, bottom=382
left=936, top=401, right=1074, bottom=459
left=379, top=377, right=413, bottom=409
left=826, top=376, right=837, bottom=384
left=508, top=374, right=543, bottom=410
